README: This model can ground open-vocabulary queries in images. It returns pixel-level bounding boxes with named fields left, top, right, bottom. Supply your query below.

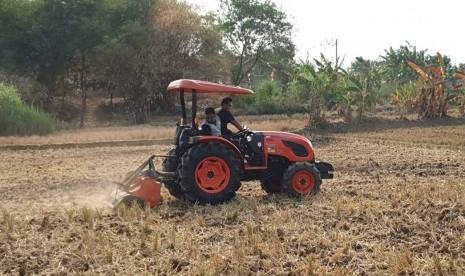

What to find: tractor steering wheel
left=233, top=126, right=251, bottom=138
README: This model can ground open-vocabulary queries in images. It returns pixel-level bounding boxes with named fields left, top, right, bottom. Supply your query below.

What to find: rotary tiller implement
left=112, top=155, right=175, bottom=208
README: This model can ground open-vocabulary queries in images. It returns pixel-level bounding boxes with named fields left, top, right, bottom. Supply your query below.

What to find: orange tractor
left=113, top=79, right=334, bottom=207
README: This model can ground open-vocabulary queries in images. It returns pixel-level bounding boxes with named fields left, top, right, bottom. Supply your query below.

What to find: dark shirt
left=216, top=108, right=235, bottom=135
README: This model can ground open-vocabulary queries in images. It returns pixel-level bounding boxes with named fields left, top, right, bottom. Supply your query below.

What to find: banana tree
left=406, top=53, right=448, bottom=118
left=380, top=43, right=428, bottom=86
left=392, top=81, right=420, bottom=119
left=452, top=72, right=465, bottom=116
left=333, top=76, right=356, bottom=121
left=347, top=58, right=382, bottom=119
left=292, top=63, right=334, bottom=125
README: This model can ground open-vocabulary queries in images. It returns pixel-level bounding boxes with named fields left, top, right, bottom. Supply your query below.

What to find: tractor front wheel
left=179, top=143, right=241, bottom=204
left=281, top=162, right=321, bottom=198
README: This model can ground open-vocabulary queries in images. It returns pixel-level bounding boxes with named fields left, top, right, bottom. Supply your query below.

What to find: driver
left=216, top=97, right=245, bottom=137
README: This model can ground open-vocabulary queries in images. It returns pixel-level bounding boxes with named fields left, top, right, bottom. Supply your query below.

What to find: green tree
left=290, top=63, right=334, bottom=125
left=347, top=57, right=382, bottom=119
left=96, top=0, right=227, bottom=123
left=0, top=0, right=108, bottom=126
left=380, top=43, right=428, bottom=86
left=0, top=0, right=67, bottom=104
left=220, top=0, right=294, bottom=85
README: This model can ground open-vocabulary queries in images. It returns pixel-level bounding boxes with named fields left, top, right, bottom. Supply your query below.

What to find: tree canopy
left=220, top=0, right=295, bottom=85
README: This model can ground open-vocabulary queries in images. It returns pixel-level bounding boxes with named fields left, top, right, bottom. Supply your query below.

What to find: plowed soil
left=1, top=127, right=465, bottom=274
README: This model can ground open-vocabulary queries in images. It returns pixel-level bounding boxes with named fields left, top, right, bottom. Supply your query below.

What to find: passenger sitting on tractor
left=216, top=97, right=244, bottom=137
left=201, top=107, right=221, bottom=136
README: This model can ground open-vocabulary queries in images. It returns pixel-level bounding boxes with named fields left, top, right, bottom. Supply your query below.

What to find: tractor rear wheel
left=281, top=162, right=321, bottom=198
left=162, top=149, right=184, bottom=199
left=179, top=143, right=241, bottom=204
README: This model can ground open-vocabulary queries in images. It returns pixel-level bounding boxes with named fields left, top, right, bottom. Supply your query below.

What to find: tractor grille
left=283, top=140, right=308, bottom=157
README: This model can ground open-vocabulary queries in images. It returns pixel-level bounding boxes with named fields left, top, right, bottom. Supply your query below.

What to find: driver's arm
left=231, top=120, right=243, bottom=131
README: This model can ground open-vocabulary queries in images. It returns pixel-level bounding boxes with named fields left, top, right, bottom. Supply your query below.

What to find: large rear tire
left=162, top=149, right=184, bottom=199
left=179, top=143, right=241, bottom=204
left=281, top=162, right=321, bottom=198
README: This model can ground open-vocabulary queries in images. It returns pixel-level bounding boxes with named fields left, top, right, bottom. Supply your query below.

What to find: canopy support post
left=191, top=90, right=197, bottom=128
left=180, top=89, right=186, bottom=125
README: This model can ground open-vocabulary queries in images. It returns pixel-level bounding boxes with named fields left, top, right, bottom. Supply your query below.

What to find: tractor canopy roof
left=167, top=79, right=254, bottom=95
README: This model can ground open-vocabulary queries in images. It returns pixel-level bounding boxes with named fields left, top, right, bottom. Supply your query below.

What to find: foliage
left=93, top=0, right=229, bottom=123
left=0, top=83, right=54, bottom=136
left=380, top=43, right=429, bottom=86
left=0, top=0, right=228, bottom=125
left=289, top=61, right=337, bottom=125
left=392, top=81, right=420, bottom=119
left=404, top=53, right=450, bottom=118
left=0, top=0, right=106, bottom=101
left=427, top=53, right=454, bottom=78
left=2, top=1, right=465, bottom=126
left=447, top=87, right=465, bottom=116
left=238, top=80, right=307, bottom=115
left=347, top=57, right=382, bottom=118
left=220, top=0, right=294, bottom=85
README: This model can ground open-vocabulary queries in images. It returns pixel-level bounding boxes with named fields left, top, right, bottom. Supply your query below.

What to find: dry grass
left=1, top=121, right=465, bottom=274
left=0, top=114, right=306, bottom=146
left=333, top=124, right=465, bottom=148
left=0, top=125, right=175, bottom=145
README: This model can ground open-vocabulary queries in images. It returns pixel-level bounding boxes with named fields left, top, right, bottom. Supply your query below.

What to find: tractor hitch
left=111, top=155, right=176, bottom=209
left=315, top=161, right=334, bottom=179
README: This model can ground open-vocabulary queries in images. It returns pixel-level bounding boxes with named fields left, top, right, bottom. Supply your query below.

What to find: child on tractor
left=201, top=107, right=221, bottom=136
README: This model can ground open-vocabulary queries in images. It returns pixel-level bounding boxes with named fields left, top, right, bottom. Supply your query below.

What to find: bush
left=237, top=80, right=308, bottom=115
left=0, top=83, right=55, bottom=136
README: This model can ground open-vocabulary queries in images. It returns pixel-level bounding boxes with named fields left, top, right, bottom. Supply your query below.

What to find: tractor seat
left=200, top=124, right=212, bottom=136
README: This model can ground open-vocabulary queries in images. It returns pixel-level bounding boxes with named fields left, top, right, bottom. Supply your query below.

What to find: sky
left=187, top=0, right=465, bottom=67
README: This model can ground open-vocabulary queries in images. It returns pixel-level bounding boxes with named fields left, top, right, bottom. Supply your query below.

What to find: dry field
left=1, top=120, right=465, bottom=275
left=0, top=114, right=306, bottom=146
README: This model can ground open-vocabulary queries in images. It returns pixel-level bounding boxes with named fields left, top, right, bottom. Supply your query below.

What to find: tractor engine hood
left=259, top=131, right=315, bottom=161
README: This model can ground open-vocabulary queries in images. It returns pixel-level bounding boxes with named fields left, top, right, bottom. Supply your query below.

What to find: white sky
left=188, top=0, right=465, bottom=67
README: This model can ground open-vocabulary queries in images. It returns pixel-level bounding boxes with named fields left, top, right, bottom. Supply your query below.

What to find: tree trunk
left=110, top=91, right=113, bottom=111
left=357, top=106, right=363, bottom=121
left=61, top=91, right=65, bottom=111
left=44, top=79, right=56, bottom=111
left=308, top=92, right=322, bottom=126
left=418, top=84, right=448, bottom=119
left=344, top=105, right=352, bottom=122
left=79, top=53, right=87, bottom=128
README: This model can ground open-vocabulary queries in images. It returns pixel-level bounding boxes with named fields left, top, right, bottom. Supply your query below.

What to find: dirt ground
left=1, top=122, right=465, bottom=275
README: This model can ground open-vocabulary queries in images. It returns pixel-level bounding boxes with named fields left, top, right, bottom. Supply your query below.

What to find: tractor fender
left=189, top=136, right=244, bottom=166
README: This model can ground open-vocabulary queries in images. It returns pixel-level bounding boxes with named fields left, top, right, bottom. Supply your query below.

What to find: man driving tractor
left=216, top=97, right=245, bottom=137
